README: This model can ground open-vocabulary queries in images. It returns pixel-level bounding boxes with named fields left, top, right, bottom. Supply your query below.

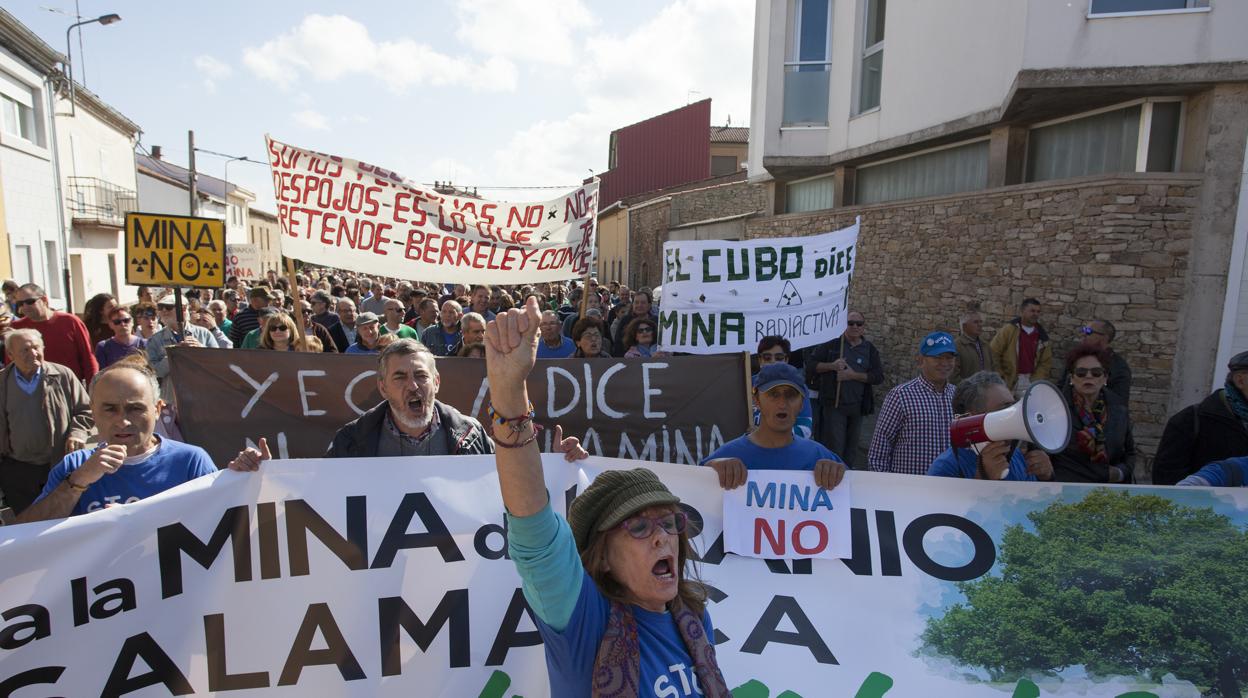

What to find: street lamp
left=65, top=13, right=121, bottom=115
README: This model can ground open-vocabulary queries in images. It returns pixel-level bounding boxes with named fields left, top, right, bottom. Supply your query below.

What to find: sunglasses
left=847, top=320, right=865, bottom=327
left=1081, top=326, right=1106, bottom=337
left=270, top=326, right=290, bottom=333
left=617, top=511, right=687, bottom=539
left=15, top=298, right=40, bottom=307
left=138, top=310, right=157, bottom=319
left=111, top=317, right=133, bottom=325
left=759, top=352, right=787, bottom=361
left=1073, top=367, right=1105, bottom=378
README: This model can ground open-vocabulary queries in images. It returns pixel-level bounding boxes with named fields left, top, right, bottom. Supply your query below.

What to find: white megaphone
left=949, top=380, right=1071, bottom=473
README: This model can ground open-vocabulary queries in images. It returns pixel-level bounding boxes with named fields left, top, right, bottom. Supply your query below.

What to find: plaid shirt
left=868, top=375, right=956, bottom=475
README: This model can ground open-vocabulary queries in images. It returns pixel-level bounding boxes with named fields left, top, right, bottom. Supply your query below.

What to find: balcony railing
left=66, top=176, right=137, bottom=226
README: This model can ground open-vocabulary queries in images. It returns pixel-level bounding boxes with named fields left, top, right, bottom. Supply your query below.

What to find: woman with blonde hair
left=259, top=313, right=299, bottom=351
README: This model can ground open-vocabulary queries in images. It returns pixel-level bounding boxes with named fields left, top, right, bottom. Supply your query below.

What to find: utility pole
left=187, top=130, right=197, bottom=216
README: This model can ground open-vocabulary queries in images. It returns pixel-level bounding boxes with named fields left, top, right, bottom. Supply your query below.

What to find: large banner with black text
left=659, top=220, right=859, bottom=354
left=2, top=458, right=1243, bottom=696
left=167, top=349, right=749, bottom=467
left=265, top=136, right=597, bottom=284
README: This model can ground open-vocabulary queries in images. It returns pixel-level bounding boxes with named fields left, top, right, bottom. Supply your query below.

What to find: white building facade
left=0, top=12, right=66, bottom=308
left=749, top=0, right=1248, bottom=428
left=57, top=86, right=140, bottom=310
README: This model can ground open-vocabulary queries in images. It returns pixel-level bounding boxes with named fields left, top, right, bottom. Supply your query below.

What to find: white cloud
left=492, top=0, right=753, bottom=189
left=243, top=14, right=517, bottom=92
left=293, top=109, right=330, bottom=131
left=454, top=0, right=595, bottom=66
left=193, top=55, right=232, bottom=93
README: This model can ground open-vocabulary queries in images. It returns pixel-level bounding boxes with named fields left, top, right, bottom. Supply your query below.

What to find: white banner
left=1, top=456, right=1241, bottom=697
left=265, top=137, right=598, bottom=284
left=658, top=220, right=859, bottom=354
left=225, top=244, right=261, bottom=281
left=723, top=471, right=852, bottom=560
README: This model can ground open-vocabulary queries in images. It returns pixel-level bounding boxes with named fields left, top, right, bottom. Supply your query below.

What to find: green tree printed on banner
left=922, top=489, right=1248, bottom=696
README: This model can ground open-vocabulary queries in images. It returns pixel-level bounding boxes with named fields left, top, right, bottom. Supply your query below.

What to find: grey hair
left=4, top=328, right=43, bottom=353
left=207, top=299, right=226, bottom=311
left=18, top=282, right=45, bottom=298
left=461, top=311, right=486, bottom=328
left=442, top=299, right=463, bottom=313
left=377, top=338, right=438, bottom=377
left=953, top=371, right=1007, bottom=415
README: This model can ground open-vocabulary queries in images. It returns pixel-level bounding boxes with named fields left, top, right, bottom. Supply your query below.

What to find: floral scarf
left=1073, top=392, right=1108, bottom=463
left=591, top=598, right=729, bottom=698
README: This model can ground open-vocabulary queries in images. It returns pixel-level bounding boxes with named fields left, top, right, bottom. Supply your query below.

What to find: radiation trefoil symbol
left=776, top=280, right=803, bottom=308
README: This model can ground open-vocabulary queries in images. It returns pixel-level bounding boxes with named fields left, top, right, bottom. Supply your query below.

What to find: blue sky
left=10, top=0, right=753, bottom=211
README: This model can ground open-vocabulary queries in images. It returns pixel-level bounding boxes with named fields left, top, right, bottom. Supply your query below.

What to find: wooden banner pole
left=285, top=257, right=308, bottom=351
left=743, top=350, right=754, bottom=432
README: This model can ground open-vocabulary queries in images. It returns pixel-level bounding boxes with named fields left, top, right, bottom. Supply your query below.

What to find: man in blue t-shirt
left=1178, top=456, right=1247, bottom=487
left=536, top=310, right=576, bottom=359
left=17, top=362, right=218, bottom=522
left=927, top=371, right=1053, bottom=481
left=703, top=362, right=845, bottom=490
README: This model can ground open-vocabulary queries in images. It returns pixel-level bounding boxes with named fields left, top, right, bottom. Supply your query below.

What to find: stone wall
left=627, top=199, right=671, bottom=290
left=745, top=173, right=1203, bottom=468
left=670, top=181, right=769, bottom=227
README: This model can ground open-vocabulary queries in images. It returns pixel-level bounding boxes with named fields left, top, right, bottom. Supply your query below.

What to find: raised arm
left=485, top=297, right=547, bottom=516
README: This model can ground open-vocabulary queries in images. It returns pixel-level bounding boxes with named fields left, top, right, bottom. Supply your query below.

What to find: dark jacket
left=421, top=324, right=460, bottom=357
left=1052, top=386, right=1135, bottom=483
left=312, top=311, right=351, bottom=353
left=1152, top=389, right=1248, bottom=485
left=325, top=400, right=494, bottom=458
left=805, top=337, right=883, bottom=414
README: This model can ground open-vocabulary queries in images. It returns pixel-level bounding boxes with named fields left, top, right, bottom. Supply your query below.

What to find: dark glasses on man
left=15, top=298, right=39, bottom=307
left=111, top=317, right=133, bottom=325
left=1080, top=326, right=1106, bottom=337
left=1073, top=368, right=1105, bottom=378
left=617, top=511, right=687, bottom=539
left=846, top=320, right=865, bottom=327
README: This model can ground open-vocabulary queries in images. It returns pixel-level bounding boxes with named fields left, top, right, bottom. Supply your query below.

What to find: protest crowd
left=3, top=265, right=1247, bottom=521
left=1, top=263, right=1246, bottom=695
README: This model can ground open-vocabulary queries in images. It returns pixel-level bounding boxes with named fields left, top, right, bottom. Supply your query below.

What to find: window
left=858, top=0, right=885, bottom=113
left=0, top=69, right=39, bottom=146
left=711, top=155, right=738, bottom=176
left=1026, top=100, right=1182, bottom=183
left=44, top=241, right=61, bottom=298
left=107, top=253, right=118, bottom=296
left=786, top=174, right=835, bottom=213
left=1090, top=0, right=1208, bottom=15
left=857, top=140, right=989, bottom=205
left=13, top=245, right=32, bottom=283
left=783, top=0, right=832, bottom=125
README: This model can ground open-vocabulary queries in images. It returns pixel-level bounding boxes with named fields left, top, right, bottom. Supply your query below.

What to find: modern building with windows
left=747, top=0, right=1247, bottom=461
left=0, top=10, right=67, bottom=308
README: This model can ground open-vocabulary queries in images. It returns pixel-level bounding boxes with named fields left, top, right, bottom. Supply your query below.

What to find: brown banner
left=168, top=347, right=749, bottom=466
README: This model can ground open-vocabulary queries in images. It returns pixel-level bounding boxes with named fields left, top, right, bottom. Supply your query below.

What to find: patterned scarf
left=1073, top=392, right=1108, bottom=463
left=592, top=598, right=730, bottom=698
left=1224, top=378, right=1248, bottom=424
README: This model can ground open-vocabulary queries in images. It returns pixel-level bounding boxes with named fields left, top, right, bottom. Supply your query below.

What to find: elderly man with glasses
left=536, top=310, right=576, bottom=358
left=10, top=283, right=98, bottom=384
left=146, top=296, right=222, bottom=403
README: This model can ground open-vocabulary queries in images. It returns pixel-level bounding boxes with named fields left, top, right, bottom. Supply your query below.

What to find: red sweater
left=13, top=312, right=99, bottom=383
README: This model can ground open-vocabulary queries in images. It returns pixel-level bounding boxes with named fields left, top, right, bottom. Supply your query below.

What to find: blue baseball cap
left=753, top=362, right=808, bottom=396
left=920, top=331, right=957, bottom=357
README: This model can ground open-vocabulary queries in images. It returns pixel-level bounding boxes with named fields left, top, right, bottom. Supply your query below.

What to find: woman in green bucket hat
left=484, top=297, right=729, bottom=698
